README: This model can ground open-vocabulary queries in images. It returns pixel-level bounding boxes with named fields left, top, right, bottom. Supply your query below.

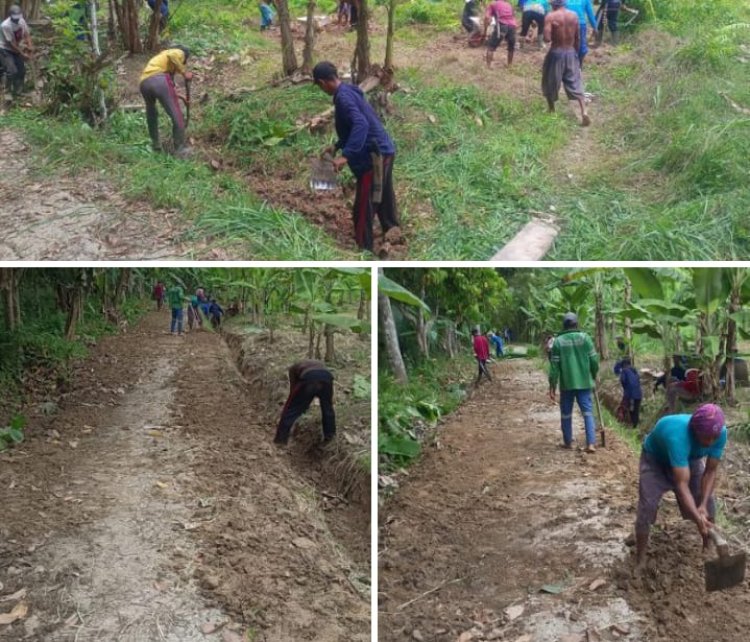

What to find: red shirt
left=486, top=0, right=518, bottom=27
left=473, top=335, right=490, bottom=361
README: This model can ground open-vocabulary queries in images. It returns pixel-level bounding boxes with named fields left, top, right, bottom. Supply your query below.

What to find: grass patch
left=379, top=354, right=476, bottom=469
left=4, top=109, right=348, bottom=260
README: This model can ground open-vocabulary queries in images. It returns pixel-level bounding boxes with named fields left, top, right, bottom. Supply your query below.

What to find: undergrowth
left=379, top=354, right=476, bottom=470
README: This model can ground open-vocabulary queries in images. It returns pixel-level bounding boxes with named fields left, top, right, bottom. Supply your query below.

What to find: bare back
left=544, top=8, right=580, bottom=50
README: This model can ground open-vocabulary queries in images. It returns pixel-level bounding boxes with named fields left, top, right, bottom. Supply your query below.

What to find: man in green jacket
left=549, top=312, right=600, bottom=452
left=166, top=283, right=185, bottom=335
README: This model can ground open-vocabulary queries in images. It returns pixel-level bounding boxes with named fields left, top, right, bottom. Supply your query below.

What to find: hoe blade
left=705, top=550, right=746, bottom=592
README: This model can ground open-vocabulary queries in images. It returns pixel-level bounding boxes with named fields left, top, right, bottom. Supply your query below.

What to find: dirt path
left=0, top=312, right=369, bottom=641
left=0, top=129, right=208, bottom=260
left=379, top=359, right=750, bottom=642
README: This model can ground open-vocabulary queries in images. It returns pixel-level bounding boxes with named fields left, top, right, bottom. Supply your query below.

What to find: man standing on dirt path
left=1, top=5, right=33, bottom=100
left=472, top=327, right=493, bottom=385
left=483, top=0, right=518, bottom=68
left=166, top=283, right=185, bottom=335
left=139, top=45, right=193, bottom=157
left=548, top=312, right=599, bottom=452
left=633, top=404, right=727, bottom=571
left=312, top=61, right=401, bottom=254
left=542, top=0, right=590, bottom=126
left=274, top=360, right=336, bottom=445
left=564, top=0, right=597, bottom=65
left=152, top=280, right=165, bottom=311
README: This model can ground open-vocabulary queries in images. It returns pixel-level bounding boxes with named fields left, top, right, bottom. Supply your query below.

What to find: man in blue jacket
left=563, top=0, right=597, bottom=64
left=313, top=61, right=401, bottom=253
left=614, top=357, right=642, bottom=427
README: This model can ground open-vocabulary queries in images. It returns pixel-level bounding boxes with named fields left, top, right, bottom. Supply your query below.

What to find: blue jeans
left=170, top=307, right=183, bottom=333
left=560, top=388, right=596, bottom=446
left=578, top=23, right=589, bottom=63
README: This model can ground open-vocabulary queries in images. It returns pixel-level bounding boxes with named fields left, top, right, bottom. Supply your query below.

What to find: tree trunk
left=726, top=289, right=740, bottom=404
left=352, top=0, right=370, bottom=81
left=64, top=288, right=83, bottom=340
left=384, top=0, right=396, bottom=71
left=301, top=0, right=316, bottom=74
left=112, top=0, right=142, bottom=53
left=379, top=288, right=407, bottom=384
left=0, top=268, right=21, bottom=332
left=315, top=327, right=322, bottom=359
left=416, top=281, right=429, bottom=358
left=108, top=0, right=117, bottom=41
left=624, top=279, right=633, bottom=364
left=276, top=0, right=299, bottom=76
left=308, top=320, right=315, bottom=358
left=113, top=269, right=130, bottom=309
left=324, top=324, right=335, bottom=362
left=145, top=0, right=163, bottom=51
left=594, top=287, right=607, bottom=360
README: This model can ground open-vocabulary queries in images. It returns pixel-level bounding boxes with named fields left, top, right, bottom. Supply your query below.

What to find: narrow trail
left=0, top=129, right=208, bottom=260
left=0, top=312, right=369, bottom=641
left=379, top=358, right=750, bottom=642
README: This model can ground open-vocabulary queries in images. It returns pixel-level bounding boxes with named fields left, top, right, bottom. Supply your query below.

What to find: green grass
left=390, top=79, right=571, bottom=258
left=379, top=354, right=476, bottom=469
left=9, top=0, right=750, bottom=260
left=4, top=109, right=349, bottom=260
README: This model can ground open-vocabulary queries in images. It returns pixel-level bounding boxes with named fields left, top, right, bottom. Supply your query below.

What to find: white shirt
left=1, top=17, right=30, bottom=52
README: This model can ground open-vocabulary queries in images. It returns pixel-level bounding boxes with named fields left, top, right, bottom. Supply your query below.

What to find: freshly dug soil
left=379, top=358, right=750, bottom=642
left=0, top=311, right=369, bottom=641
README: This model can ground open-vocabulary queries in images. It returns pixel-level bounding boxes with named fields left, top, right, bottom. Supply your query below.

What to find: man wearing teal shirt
left=548, top=312, right=599, bottom=452
left=564, top=0, right=597, bottom=64
left=634, top=404, right=727, bottom=570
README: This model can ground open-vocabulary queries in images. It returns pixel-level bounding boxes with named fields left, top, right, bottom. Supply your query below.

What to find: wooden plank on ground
left=490, top=219, right=558, bottom=261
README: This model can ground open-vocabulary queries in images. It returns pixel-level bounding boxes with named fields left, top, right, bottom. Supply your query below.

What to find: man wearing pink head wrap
left=633, top=403, right=727, bottom=570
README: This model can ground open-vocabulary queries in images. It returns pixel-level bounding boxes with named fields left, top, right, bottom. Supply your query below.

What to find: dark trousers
left=1, top=49, right=25, bottom=95
left=521, top=10, right=545, bottom=37
left=275, top=378, right=336, bottom=443
left=352, top=155, right=399, bottom=252
left=475, top=358, right=492, bottom=384
left=624, top=397, right=641, bottom=428
left=597, top=8, right=620, bottom=34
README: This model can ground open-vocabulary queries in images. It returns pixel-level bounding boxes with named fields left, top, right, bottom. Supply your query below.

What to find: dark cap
left=562, top=312, right=578, bottom=328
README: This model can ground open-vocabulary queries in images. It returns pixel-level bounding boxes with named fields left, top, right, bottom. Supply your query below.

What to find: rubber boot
left=612, top=31, right=620, bottom=46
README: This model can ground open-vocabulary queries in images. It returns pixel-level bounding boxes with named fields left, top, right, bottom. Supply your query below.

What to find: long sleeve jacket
left=333, top=83, right=395, bottom=178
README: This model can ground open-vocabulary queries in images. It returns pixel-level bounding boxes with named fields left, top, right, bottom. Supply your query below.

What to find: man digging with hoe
left=632, top=404, right=728, bottom=574
left=312, top=61, right=402, bottom=256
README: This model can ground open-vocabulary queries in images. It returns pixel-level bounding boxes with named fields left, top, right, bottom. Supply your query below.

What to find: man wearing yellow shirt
left=139, top=46, right=193, bottom=156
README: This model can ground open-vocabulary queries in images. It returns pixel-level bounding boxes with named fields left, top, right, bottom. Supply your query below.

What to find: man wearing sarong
left=542, top=0, right=590, bottom=126
left=139, top=46, right=193, bottom=156
left=313, top=61, right=400, bottom=253
left=633, top=404, right=726, bottom=571
left=275, top=360, right=336, bottom=445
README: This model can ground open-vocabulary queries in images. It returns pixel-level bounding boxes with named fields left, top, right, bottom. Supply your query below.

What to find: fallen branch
left=396, top=576, right=465, bottom=611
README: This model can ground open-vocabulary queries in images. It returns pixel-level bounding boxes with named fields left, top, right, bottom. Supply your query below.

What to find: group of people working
left=544, top=311, right=729, bottom=571
left=152, top=281, right=225, bottom=334
left=152, top=281, right=337, bottom=447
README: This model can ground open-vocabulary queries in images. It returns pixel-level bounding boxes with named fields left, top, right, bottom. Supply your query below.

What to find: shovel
left=593, top=387, right=606, bottom=448
left=310, top=155, right=338, bottom=192
left=705, top=529, right=746, bottom=592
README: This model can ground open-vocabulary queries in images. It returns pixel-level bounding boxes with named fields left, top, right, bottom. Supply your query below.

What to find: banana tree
left=378, top=269, right=430, bottom=384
